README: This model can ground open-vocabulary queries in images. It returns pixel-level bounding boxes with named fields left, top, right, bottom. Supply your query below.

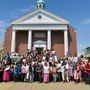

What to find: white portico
left=11, top=0, right=69, bottom=56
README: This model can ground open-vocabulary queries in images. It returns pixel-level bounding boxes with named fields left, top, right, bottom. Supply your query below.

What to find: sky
left=0, top=0, right=90, bottom=54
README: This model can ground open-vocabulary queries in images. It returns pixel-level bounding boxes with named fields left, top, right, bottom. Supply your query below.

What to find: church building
left=3, top=0, right=77, bottom=58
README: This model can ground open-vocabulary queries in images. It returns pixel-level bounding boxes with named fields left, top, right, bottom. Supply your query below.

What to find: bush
left=0, top=49, right=2, bottom=60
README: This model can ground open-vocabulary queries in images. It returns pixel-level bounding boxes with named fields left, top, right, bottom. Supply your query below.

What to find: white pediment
left=11, top=9, right=69, bottom=25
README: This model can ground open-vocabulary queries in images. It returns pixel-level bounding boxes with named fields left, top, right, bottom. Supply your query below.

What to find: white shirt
left=42, top=56, right=46, bottom=61
left=25, top=65, right=29, bottom=72
left=73, top=57, right=78, bottom=63
left=41, top=61, right=45, bottom=66
left=66, top=63, right=69, bottom=69
left=54, top=56, right=58, bottom=62
left=43, top=66, right=50, bottom=74
left=22, top=59, right=26, bottom=63
left=21, top=65, right=26, bottom=73
left=52, top=51, right=56, bottom=55
left=61, top=65, right=65, bottom=73
left=57, top=63, right=61, bottom=72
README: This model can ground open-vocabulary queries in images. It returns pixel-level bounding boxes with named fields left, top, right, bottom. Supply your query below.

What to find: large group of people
left=0, top=49, right=90, bottom=85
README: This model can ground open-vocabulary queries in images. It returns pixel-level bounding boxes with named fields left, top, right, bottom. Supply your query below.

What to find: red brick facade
left=16, top=31, right=28, bottom=55
left=68, top=26, right=77, bottom=56
left=3, top=27, right=12, bottom=54
left=51, top=31, right=64, bottom=58
left=3, top=26, right=77, bottom=57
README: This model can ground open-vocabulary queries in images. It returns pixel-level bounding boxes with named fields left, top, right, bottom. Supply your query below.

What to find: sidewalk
left=0, top=82, right=90, bottom=90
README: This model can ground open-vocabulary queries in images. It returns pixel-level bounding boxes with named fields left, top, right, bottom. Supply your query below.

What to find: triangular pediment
left=11, top=9, right=69, bottom=25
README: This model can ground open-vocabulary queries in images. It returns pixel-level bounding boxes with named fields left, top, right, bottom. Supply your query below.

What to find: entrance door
left=33, top=40, right=47, bottom=51
left=36, top=47, right=43, bottom=55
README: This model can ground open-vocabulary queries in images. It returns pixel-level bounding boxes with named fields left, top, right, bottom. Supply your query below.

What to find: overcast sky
left=0, top=0, right=90, bottom=53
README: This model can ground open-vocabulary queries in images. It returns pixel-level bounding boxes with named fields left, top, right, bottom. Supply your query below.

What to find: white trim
left=11, top=30, right=16, bottom=52
left=47, top=30, right=51, bottom=50
left=64, top=30, right=68, bottom=56
left=28, top=30, right=32, bottom=50
left=12, top=24, right=68, bottom=30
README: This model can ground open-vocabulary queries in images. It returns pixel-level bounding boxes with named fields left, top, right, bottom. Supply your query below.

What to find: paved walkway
left=0, top=82, right=90, bottom=90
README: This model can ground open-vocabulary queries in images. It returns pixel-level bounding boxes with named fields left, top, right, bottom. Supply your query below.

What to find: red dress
left=74, top=64, right=82, bottom=80
left=3, top=67, right=10, bottom=82
left=85, top=64, right=90, bottom=75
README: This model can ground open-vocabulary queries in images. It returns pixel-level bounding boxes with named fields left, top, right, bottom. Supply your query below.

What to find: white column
left=47, top=30, right=51, bottom=50
left=11, top=30, right=16, bottom=52
left=64, top=30, right=68, bottom=56
left=28, top=30, right=32, bottom=50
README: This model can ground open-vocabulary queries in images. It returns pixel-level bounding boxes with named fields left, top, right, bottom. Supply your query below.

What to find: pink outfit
left=3, top=70, right=10, bottom=81
left=43, top=73, right=49, bottom=83
left=74, top=70, right=79, bottom=80
left=43, top=66, right=50, bottom=83
left=74, top=64, right=82, bottom=80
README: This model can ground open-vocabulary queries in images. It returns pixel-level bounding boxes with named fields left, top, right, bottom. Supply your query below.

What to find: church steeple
left=36, top=0, right=45, bottom=9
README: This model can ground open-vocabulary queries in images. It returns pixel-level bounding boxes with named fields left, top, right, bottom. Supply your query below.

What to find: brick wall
left=68, top=26, right=77, bottom=56
left=16, top=31, right=28, bottom=55
left=3, top=27, right=13, bottom=54
left=51, top=31, right=64, bottom=58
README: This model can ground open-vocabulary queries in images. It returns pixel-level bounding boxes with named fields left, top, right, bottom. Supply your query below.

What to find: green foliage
left=0, top=49, right=2, bottom=53
left=0, top=49, right=2, bottom=60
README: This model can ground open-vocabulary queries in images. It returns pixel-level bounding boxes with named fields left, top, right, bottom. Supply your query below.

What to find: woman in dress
left=43, top=62, right=50, bottom=83
left=3, top=65, right=10, bottom=82
left=74, top=62, right=82, bottom=83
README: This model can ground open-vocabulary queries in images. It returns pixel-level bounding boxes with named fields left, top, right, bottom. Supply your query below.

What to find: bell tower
left=36, top=0, right=45, bottom=9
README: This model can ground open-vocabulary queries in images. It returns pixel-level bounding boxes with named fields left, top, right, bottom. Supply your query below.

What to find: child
left=52, top=63, right=57, bottom=82
left=43, top=62, right=50, bottom=83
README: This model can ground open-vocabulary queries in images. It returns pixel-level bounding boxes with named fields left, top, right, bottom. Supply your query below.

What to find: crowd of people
left=0, top=49, right=90, bottom=85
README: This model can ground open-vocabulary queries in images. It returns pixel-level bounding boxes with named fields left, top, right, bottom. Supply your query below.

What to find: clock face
left=38, top=15, right=42, bottom=19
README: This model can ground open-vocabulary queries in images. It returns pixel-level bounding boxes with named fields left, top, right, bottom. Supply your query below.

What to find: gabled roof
left=11, top=9, right=69, bottom=25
